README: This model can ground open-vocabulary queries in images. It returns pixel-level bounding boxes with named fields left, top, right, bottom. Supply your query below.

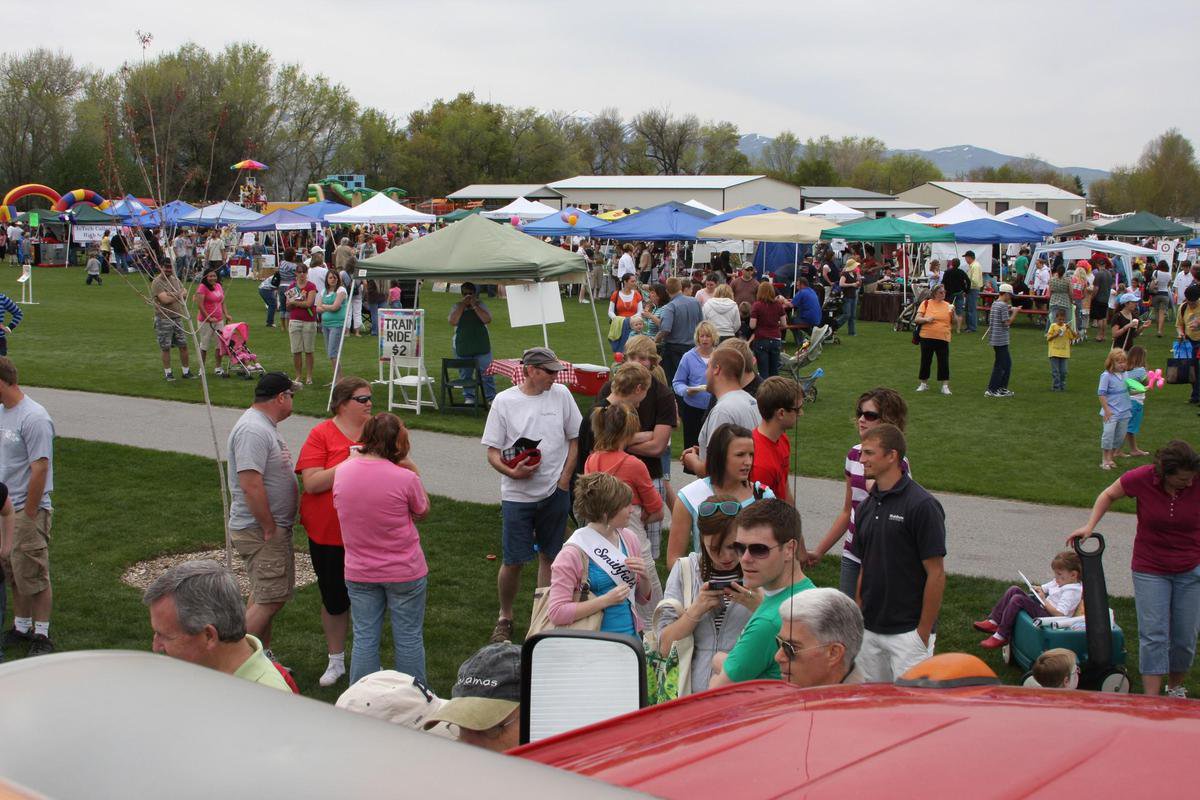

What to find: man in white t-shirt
left=481, top=347, right=581, bottom=645
left=1174, top=261, right=1198, bottom=306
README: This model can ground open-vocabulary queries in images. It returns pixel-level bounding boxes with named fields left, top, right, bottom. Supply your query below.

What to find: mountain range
left=736, top=135, right=1110, bottom=188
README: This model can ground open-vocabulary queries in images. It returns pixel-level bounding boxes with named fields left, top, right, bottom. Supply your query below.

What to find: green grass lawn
left=10, top=267, right=1195, bottom=509
left=8, top=437, right=1189, bottom=699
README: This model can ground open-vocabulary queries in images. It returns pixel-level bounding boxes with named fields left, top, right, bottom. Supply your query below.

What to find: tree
left=335, top=107, right=404, bottom=192
left=757, top=130, right=801, bottom=179
left=1136, top=129, right=1200, bottom=218
left=0, top=49, right=85, bottom=192
left=586, top=107, right=627, bottom=174
left=791, top=156, right=838, bottom=187
left=630, top=108, right=699, bottom=175
left=268, top=66, right=359, bottom=201
left=803, top=135, right=886, bottom=182
left=881, top=152, right=942, bottom=194
left=690, top=121, right=750, bottom=174
left=402, top=93, right=513, bottom=196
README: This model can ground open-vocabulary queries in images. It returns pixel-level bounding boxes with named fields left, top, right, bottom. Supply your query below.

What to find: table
left=979, top=292, right=1050, bottom=324
left=858, top=291, right=903, bottom=323
left=485, top=359, right=611, bottom=396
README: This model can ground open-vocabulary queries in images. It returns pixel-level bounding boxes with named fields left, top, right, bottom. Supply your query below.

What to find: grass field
left=8, top=438, right=1185, bottom=698
left=10, top=267, right=1195, bottom=509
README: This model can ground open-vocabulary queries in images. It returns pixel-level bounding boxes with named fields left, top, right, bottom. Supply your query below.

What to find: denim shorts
left=1100, top=416, right=1129, bottom=450
left=500, top=488, right=570, bottom=565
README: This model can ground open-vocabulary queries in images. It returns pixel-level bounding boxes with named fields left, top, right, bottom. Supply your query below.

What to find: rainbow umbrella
left=231, top=159, right=268, bottom=171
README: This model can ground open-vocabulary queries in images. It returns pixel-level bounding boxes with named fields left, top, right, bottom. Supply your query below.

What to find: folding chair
left=441, top=358, right=486, bottom=413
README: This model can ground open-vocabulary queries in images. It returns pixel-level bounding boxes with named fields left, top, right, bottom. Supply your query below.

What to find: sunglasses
left=350, top=394, right=372, bottom=404
left=775, top=635, right=829, bottom=661
left=733, top=541, right=784, bottom=559
left=856, top=409, right=881, bottom=421
left=698, top=500, right=741, bottom=518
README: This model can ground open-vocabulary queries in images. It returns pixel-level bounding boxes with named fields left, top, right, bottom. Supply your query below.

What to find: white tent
left=179, top=201, right=263, bottom=226
left=325, top=193, right=436, bottom=225
left=997, top=205, right=1057, bottom=224
left=481, top=197, right=557, bottom=221
left=918, top=198, right=995, bottom=225
left=898, top=212, right=933, bottom=223
left=1033, top=238, right=1158, bottom=287
left=684, top=198, right=721, bottom=216
left=796, top=199, right=865, bottom=222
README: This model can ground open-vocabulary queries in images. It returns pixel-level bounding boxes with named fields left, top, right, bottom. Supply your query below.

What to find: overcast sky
left=26, top=0, right=1198, bottom=170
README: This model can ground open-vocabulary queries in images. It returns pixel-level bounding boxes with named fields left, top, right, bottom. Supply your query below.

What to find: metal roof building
left=545, top=175, right=803, bottom=213
left=446, top=184, right=565, bottom=208
left=899, top=181, right=1086, bottom=223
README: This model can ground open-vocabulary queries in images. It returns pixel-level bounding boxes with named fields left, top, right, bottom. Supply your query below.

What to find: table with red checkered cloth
left=485, top=358, right=579, bottom=387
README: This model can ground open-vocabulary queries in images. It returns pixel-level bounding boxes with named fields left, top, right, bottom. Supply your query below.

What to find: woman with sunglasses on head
left=654, top=493, right=757, bottom=695
left=295, top=376, right=374, bottom=688
left=667, top=423, right=775, bottom=570
left=807, top=388, right=910, bottom=598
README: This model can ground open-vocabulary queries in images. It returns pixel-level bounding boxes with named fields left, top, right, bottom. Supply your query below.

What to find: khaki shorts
left=230, top=525, right=295, bottom=604
left=1152, top=293, right=1170, bottom=311
left=288, top=320, right=317, bottom=354
left=1, top=508, right=52, bottom=595
left=198, top=320, right=222, bottom=351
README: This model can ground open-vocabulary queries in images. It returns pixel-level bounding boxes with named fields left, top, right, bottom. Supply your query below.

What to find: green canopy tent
left=348, top=215, right=606, bottom=392
left=438, top=206, right=483, bottom=223
left=1092, top=211, right=1193, bottom=238
left=822, top=217, right=955, bottom=303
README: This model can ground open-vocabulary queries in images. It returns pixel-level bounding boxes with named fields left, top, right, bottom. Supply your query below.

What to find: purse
left=911, top=301, right=927, bottom=345
left=527, top=546, right=603, bottom=639
left=644, top=555, right=696, bottom=704
left=607, top=314, right=626, bottom=341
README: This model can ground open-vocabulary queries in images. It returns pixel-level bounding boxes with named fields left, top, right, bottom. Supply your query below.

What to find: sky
left=25, top=0, right=1200, bottom=171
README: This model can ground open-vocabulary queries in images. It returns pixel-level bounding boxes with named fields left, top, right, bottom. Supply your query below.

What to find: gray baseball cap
left=521, top=347, right=565, bottom=372
left=423, top=643, right=521, bottom=732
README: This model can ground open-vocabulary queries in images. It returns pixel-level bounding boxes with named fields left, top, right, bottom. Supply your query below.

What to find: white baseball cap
left=336, top=671, right=454, bottom=738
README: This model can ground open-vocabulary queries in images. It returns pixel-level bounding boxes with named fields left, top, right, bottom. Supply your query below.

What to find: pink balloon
left=509, top=215, right=520, bottom=226
left=560, top=211, right=571, bottom=222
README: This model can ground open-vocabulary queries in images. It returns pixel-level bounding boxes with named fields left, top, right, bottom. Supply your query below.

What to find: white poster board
left=505, top=281, right=564, bottom=328
left=72, top=226, right=107, bottom=243
left=1156, top=239, right=1180, bottom=266
left=378, top=307, right=424, bottom=361
left=930, top=243, right=994, bottom=273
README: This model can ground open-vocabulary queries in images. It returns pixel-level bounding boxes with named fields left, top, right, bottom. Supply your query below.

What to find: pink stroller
left=217, top=322, right=266, bottom=378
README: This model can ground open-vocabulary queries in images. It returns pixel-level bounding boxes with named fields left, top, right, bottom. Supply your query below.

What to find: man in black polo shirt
left=854, top=423, right=946, bottom=682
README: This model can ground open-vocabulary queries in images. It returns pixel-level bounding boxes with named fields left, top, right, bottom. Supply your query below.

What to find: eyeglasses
left=775, top=635, right=829, bottom=661
left=698, top=500, right=741, bottom=518
left=350, top=395, right=372, bottom=404
left=733, top=541, right=784, bottom=559
left=856, top=409, right=881, bottom=421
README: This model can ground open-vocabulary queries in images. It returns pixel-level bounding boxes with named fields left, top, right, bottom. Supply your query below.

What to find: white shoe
left=916, top=382, right=928, bottom=392
left=941, top=384, right=952, bottom=395
left=318, top=659, right=346, bottom=687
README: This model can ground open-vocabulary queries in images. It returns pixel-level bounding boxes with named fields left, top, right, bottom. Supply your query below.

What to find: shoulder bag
left=644, top=555, right=696, bottom=704
left=911, top=301, right=927, bottom=345
left=528, top=546, right=603, bottom=639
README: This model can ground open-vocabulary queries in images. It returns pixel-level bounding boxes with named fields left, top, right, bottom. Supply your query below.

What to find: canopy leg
left=586, top=263, right=608, bottom=364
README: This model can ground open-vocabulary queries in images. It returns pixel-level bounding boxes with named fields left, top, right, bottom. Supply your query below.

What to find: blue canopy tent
left=121, top=200, right=200, bottom=229
left=705, top=204, right=777, bottom=225
left=592, top=204, right=714, bottom=241
left=107, top=194, right=153, bottom=220
left=520, top=207, right=608, bottom=237
left=1003, top=213, right=1056, bottom=237
left=753, top=242, right=811, bottom=280
left=236, top=209, right=318, bottom=232
left=294, top=200, right=351, bottom=223
left=179, top=201, right=263, bottom=228
left=1189, top=238, right=1200, bottom=248
left=942, top=218, right=1043, bottom=244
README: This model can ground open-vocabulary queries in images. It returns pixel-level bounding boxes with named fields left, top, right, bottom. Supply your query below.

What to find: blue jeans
left=838, top=295, right=858, bottom=335
left=1132, top=564, right=1200, bottom=676
left=368, top=302, right=382, bottom=334
left=1049, top=357, right=1068, bottom=390
left=949, top=292, right=965, bottom=320
left=346, top=576, right=428, bottom=684
left=987, top=344, right=1011, bottom=392
left=456, top=350, right=496, bottom=403
left=752, top=337, right=782, bottom=379
left=966, top=288, right=980, bottom=331
left=258, top=286, right=277, bottom=326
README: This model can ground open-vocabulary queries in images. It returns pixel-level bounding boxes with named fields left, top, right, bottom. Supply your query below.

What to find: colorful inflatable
left=1, top=184, right=62, bottom=222
left=52, top=189, right=108, bottom=213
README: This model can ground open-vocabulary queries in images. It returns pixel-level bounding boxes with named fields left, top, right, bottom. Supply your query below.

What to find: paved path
left=34, top=386, right=1138, bottom=596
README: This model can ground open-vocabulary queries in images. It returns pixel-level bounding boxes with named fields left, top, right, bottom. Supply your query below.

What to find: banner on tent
left=378, top=308, right=424, bottom=360
left=1157, top=239, right=1180, bottom=265
left=506, top=281, right=564, bottom=328
left=71, top=226, right=107, bottom=243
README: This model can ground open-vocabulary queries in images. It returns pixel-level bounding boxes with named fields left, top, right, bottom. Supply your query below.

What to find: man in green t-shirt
left=709, top=500, right=814, bottom=687
left=448, top=282, right=496, bottom=405
left=1011, top=248, right=1030, bottom=282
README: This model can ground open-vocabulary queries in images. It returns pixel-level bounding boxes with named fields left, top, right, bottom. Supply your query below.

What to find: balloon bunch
left=1125, top=369, right=1165, bottom=393
left=559, top=211, right=580, bottom=226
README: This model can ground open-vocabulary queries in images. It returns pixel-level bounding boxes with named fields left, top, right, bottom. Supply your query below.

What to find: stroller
left=780, top=324, right=830, bottom=402
left=820, top=291, right=844, bottom=345
left=894, top=288, right=932, bottom=333
left=217, top=322, right=266, bottom=379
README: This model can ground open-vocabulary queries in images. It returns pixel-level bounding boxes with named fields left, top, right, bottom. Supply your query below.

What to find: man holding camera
left=448, top=282, right=496, bottom=406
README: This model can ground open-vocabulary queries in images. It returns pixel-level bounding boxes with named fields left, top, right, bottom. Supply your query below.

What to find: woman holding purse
left=914, top=283, right=959, bottom=395
left=547, top=472, right=653, bottom=636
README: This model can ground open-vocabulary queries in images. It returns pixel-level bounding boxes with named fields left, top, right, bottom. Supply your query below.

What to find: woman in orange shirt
left=914, top=283, right=960, bottom=395
left=608, top=272, right=644, bottom=353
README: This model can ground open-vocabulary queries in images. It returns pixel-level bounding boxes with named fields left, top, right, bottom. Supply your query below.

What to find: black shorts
left=0, top=337, right=8, bottom=357
left=307, top=538, right=350, bottom=615
left=1090, top=300, right=1109, bottom=319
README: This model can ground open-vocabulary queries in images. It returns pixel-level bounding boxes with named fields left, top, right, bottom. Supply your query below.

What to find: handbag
left=607, top=314, right=626, bottom=341
left=527, top=546, right=603, bottom=639
left=911, top=301, right=927, bottom=345
left=644, top=555, right=696, bottom=704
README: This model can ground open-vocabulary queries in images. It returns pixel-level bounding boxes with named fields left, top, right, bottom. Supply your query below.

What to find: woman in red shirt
left=750, top=280, right=787, bottom=379
left=295, top=376, right=374, bottom=688
left=585, top=403, right=665, bottom=623
left=1070, top=440, right=1200, bottom=697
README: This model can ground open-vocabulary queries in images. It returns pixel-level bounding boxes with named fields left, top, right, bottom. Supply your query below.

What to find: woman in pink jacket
left=548, top=472, right=653, bottom=636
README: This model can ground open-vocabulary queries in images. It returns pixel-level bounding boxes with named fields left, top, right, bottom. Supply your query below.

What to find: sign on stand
left=377, top=308, right=437, bottom=415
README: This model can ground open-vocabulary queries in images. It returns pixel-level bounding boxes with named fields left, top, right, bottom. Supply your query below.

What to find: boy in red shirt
left=750, top=376, right=803, bottom=505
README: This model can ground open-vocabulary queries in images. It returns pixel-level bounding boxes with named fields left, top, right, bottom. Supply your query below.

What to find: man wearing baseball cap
left=985, top=283, right=1019, bottom=398
left=424, top=643, right=521, bottom=751
left=226, top=372, right=299, bottom=661
left=480, top=347, right=581, bottom=644
left=337, top=670, right=454, bottom=737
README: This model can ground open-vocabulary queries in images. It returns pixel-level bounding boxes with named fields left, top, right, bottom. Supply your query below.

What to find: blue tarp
left=1003, top=213, right=1056, bottom=237
left=294, top=200, right=351, bottom=223
left=520, top=207, right=608, bottom=237
left=593, top=203, right=714, bottom=241
left=1188, top=238, right=1200, bottom=248
left=705, top=204, right=778, bottom=226
left=753, top=242, right=811, bottom=279
left=237, top=209, right=317, bottom=232
left=123, top=200, right=199, bottom=228
left=942, top=218, right=1043, bottom=244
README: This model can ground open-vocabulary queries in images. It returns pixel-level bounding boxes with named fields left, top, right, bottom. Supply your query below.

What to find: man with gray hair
left=774, top=587, right=866, bottom=687
left=143, top=559, right=291, bottom=691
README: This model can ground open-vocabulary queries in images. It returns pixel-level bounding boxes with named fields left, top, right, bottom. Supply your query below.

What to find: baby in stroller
left=217, top=322, right=266, bottom=378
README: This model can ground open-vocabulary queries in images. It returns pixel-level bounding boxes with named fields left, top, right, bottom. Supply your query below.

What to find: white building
left=546, top=175, right=803, bottom=213
left=446, top=184, right=565, bottom=209
left=898, top=181, right=1086, bottom=224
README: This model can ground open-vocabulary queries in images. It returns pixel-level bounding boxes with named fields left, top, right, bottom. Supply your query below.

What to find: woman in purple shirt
left=1070, top=441, right=1200, bottom=697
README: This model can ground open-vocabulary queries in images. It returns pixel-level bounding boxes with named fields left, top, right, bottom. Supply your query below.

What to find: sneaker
left=916, top=382, right=928, bottom=392
left=998, top=388, right=1015, bottom=397
left=984, top=390, right=1002, bottom=398
left=214, top=367, right=227, bottom=377
left=1166, top=685, right=1189, bottom=699
left=180, top=372, right=197, bottom=380
left=973, top=619, right=999, bottom=634
left=941, top=385, right=953, bottom=395
left=165, top=371, right=176, bottom=382
left=1, top=627, right=32, bottom=648
left=979, top=635, right=1007, bottom=649
left=319, top=659, right=347, bottom=688
left=489, top=618, right=514, bottom=644
left=27, top=634, right=55, bottom=657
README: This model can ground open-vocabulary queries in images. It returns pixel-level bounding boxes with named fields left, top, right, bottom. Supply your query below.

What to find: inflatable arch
left=52, top=189, right=108, bottom=213
left=1, top=184, right=62, bottom=222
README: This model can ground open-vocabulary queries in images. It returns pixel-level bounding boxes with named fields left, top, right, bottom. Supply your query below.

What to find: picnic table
left=978, top=291, right=1050, bottom=324
left=484, top=359, right=610, bottom=395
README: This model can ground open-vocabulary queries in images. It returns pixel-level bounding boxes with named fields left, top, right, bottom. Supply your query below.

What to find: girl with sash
left=547, top=473, right=653, bottom=636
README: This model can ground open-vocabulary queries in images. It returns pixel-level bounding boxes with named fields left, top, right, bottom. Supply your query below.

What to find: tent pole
left=328, top=275, right=356, bottom=409
left=586, top=263, right=608, bottom=365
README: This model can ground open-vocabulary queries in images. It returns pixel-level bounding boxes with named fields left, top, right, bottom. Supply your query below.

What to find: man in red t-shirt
left=751, top=376, right=803, bottom=505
